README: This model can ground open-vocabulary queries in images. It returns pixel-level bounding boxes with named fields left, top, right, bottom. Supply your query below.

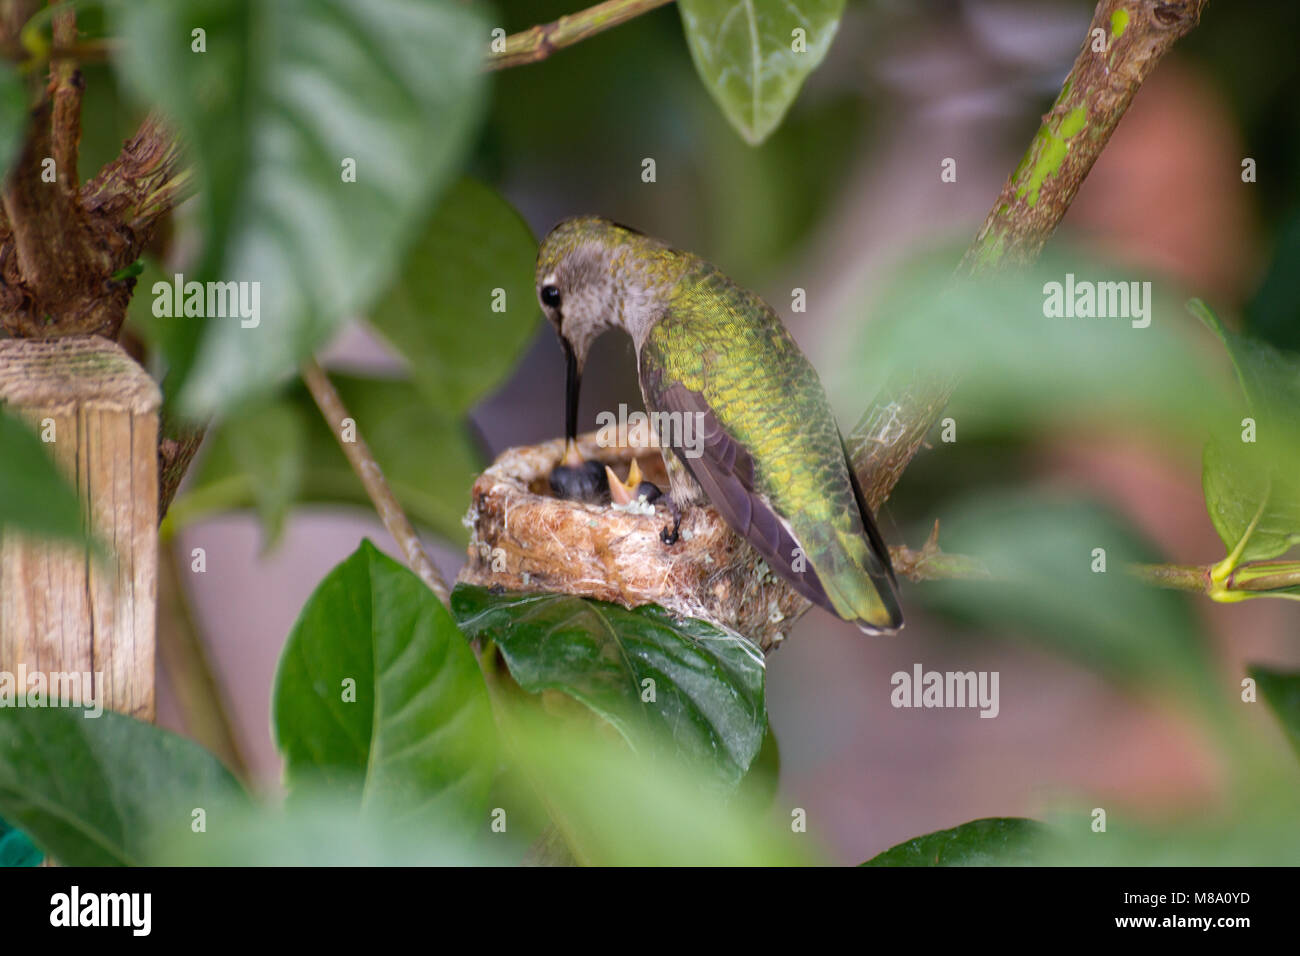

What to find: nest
left=458, top=431, right=810, bottom=652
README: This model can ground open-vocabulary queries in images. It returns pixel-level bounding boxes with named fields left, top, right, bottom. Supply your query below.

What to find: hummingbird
left=536, top=216, right=902, bottom=634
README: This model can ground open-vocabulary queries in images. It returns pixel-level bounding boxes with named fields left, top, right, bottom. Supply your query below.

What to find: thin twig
left=300, top=358, right=451, bottom=605
left=485, top=0, right=674, bottom=71
left=849, top=0, right=1210, bottom=509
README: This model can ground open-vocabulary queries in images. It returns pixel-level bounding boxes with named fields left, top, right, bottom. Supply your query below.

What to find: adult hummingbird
left=536, top=216, right=902, bottom=634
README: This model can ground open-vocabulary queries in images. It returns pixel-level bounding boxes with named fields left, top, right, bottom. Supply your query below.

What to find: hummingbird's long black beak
left=563, top=338, right=581, bottom=444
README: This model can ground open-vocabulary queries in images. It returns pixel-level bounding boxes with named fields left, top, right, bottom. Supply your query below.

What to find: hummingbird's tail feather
left=818, top=530, right=904, bottom=634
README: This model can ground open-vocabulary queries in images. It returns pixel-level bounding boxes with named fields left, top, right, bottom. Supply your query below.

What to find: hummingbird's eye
left=540, top=284, right=562, bottom=309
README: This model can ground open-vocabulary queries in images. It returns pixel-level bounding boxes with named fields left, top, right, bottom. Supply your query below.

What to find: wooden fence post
left=0, top=337, right=160, bottom=721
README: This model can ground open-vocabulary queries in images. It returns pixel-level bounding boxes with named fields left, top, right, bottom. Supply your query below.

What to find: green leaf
left=110, top=0, right=488, bottom=416
left=1202, top=437, right=1300, bottom=564
left=738, top=723, right=780, bottom=808
left=678, top=0, right=845, bottom=145
left=150, top=793, right=512, bottom=866
left=368, top=178, right=539, bottom=415
left=919, top=495, right=1219, bottom=709
left=0, top=708, right=246, bottom=866
left=1194, top=300, right=1300, bottom=563
left=862, top=818, right=1044, bottom=866
left=1245, top=209, right=1300, bottom=352
left=0, top=813, right=42, bottom=867
left=1249, top=665, right=1300, bottom=760
left=222, top=399, right=305, bottom=548
left=273, top=541, right=496, bottom=834
left=497, top=703, right=814, bottom=865
left=0, top=63, right=27, bottom=179
left=831, top=248, right=1219, bottom=441
left=175, top=373, right=483, bottom=545
left=451, top=585, right=766, bottom=787
left=0, top=408, right=87, bottom=543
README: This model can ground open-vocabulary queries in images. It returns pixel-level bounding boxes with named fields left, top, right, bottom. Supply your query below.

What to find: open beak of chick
left=605, top=459, right=663, bottom=508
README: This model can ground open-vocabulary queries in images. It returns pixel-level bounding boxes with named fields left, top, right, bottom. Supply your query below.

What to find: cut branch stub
left=458, top=432, right=810, bottom=653
left=0, top=337, right=161, bottom=720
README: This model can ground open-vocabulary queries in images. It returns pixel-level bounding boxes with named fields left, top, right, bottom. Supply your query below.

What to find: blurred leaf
left=76, top=64, right=143, bottom=184
left=451, top=585, right=766, bottom=787
left=498, top=702, right=814, bottom=865
left=861, top=818, right=1044, bottom=866
left=368, top=178, right=539, bottom=415
left=0, top=708, right=246, bottom=866
left=110, top=0, right=487, bottom=416
left=1246, top=208, right=1300, bottom=352
left=223, top=399, right=305, bottom=548
left=1195, top=299, right=1300, bottom=562
left=0, top=63, right=25, bottom=179
left=919, top=495, right=1219, bottom=708
left=698, top=93, right=868, bottom=275
left=150, top=793, right=511, bottom=865
left=738, top=723, right=781, bottom=808
left=831, top=249, right=1219, bottom=440
left=0, top=409, right=87, bottom=543
left=678, top=0, right=844, bottom=145
left=1250, top=665, right=1300, bottom=760
left=1202, top=437, right=1300, bottom=564
left=1036, top=797, right=1300, bottom=865
left=177, top=373, right=483, bottom=545
left=0, top=813, right=42, bottom=867
left=273, top=541, right=496, bottom=834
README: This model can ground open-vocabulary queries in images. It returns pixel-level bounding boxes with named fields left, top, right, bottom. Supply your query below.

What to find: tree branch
left=49, top=1, right=80, bottom=195
left=0, top=109, right=187, bottom=338
left=300, top=358, right=452, bottom=606
left=849, top=0, right=1210, bottom=507
left=484, top=0, right=674, bottom=71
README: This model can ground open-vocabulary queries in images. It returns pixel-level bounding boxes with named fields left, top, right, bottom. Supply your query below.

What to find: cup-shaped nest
left=458, top=431, right=810, bottom=652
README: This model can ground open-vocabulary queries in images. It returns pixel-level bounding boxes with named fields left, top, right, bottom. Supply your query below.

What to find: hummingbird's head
left=536, top=216, right=670, bottom=442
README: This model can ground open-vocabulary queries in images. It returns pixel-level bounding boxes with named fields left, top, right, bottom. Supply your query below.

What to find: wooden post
left=0, top=337, right=160, bottom=720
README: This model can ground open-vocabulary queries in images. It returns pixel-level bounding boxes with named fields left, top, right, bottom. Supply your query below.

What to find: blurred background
left=103, top=0, right=1300, bottom=863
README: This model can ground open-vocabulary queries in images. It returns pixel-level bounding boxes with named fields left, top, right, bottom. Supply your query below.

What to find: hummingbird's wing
left=649, top=378, right=835, bottom=612
left=639, top=265, right=902, bottom=633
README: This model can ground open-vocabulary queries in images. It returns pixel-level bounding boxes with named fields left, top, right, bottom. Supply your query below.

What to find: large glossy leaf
left=368, top=178, right=539, bottom=415
left=110, top=0, right=488, bottom=416
left=1250, top=665, right=1300, bottom=760
left=273, top=541, right=496, bottom=834
left=0, top=708, right=246, bottom=866
left=173, top=373, right=483, bottom=545
left=451, top=586, right=766, bottom=786
left=679, top=0, right=845, bottom=144
left=0, top=408, right=87, bottom=543
left=1195, top=300, right=1300, bottom=562
left=862, top=818, right=1044, bottom=866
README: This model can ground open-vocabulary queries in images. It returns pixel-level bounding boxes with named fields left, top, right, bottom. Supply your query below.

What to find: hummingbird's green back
left=640, top=260, right=901, bottom=632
